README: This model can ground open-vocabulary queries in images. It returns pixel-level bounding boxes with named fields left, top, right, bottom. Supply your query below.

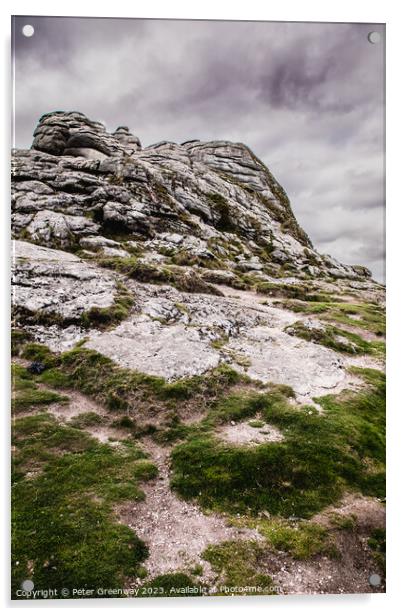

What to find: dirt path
left=116, top=437, right=261, bottom=584
left=216, top=420, right=284, bottom=445
left=13, top=359, right=386, bottom=594
left=116, top=433, right=386, bottom=594
left=270, top=494, right=385, bottom=595
left=219, top=284, right=297, bottom=327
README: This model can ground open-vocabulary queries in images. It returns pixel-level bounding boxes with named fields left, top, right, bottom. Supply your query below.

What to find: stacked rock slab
left=11, top=110, right=384, bottom=394
left=32, top=111, right=142, bottom=160
left=13, top=110, right=372, bottom=282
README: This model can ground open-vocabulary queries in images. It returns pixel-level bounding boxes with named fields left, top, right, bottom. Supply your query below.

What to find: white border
left=1, top=1, right=401, bottom=614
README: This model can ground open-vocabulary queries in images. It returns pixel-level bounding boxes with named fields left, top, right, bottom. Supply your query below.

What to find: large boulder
left=32, top=111, right=133, bottom=160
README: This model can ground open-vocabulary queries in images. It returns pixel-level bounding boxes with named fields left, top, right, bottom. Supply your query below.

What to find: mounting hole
left=21, top=579, right=34, bottom=592
left=369, top=573, right=381, bottom=587
left=368, top=31, right=381, bottom=44
left=22, top=24, right=35, bottom=38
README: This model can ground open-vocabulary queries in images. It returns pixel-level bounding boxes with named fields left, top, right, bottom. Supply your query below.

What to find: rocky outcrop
left=32, top=111, right=141, bottom=159
left=11, top=111, right=384, bottom=400
left=12, top=111, right=372, bottom=282
left=112, top=126, right=142, bottom=153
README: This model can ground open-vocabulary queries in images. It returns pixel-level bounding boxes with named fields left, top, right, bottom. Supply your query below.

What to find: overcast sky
left=12, top=17, right=385, bottom=281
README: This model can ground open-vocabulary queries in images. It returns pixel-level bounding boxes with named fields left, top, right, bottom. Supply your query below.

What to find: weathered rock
left=11, top=111, right=384, bottom=399
left=32, top=111, right=126, bottom=158
left=225, top=326, right=347, bottom=397
left=10, top=110, right=377, bottom=284
left=78, top=282, right=357, bottom=398
left=86, top=320, right=222, bottom=380
left=12, top=240, right=117, bottom=322
left=25, top=210, right=99, bottom=246
left=270, top=248, right=288, bottom=264
left=112, top=126, right=142, bottom=153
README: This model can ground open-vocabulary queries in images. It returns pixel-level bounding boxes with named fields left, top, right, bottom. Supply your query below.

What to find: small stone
left=27, top=361, right=46, bottom=375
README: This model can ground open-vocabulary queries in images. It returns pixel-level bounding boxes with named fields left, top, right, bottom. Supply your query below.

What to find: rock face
left=13, top=110, right=360, bottom=278
left=12, top=240, right=117, bottom=322
left=11, top=111, right=384, bottom=400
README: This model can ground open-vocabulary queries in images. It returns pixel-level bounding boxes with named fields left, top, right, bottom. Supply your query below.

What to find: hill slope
left=11, top=111, right=385, bottom=597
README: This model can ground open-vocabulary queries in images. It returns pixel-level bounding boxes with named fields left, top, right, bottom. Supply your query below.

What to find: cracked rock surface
left=12, top=110, right=384, bottom=397
left=12, top=240, right=117, bottom=321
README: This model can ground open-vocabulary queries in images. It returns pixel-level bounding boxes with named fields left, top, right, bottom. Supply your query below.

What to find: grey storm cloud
left=12, top=16, right=385, bottom=281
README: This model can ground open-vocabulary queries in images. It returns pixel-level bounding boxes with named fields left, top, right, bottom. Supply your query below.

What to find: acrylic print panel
left=11, top=16, right=385, bottom=600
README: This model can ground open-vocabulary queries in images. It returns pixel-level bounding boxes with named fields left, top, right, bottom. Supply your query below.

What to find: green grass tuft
left=285, top=321, right=382, bottom=356
left=80, top=283, right=134, bottom=328
left=11, top=412, right=156, bottom=596
left=58, top=347, right=245, bottom=414
left=202, top=540, right=274, bottom=593
left=367, top=528, right=386, bottom=575
left=280, top=300, right=385, bottom=336
left=68, top=412, right=104, bottom=429
left=21, top=343, right=58, bottom=367
left=140, top=573, right=198, bottom=597
left=329, top=513, right=358, bottom=531
left=242, top=518, right=337, bottom=559
left=97, top=256, right=222, bottom=296
left=12, top=363, right=69, bottom=412
left=11, top=329, right=32, bottom=356
left=170, top=370, right=385, bottom=517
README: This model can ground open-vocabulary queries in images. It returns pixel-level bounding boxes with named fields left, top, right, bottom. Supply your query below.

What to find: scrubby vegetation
left=280, top=300, right=385, bottom=337
left=11, top=328, right=32, bottom=356
left=68, top=411, right=105, bottom=429
left=16, top=343, right=247, bottom=420
left=202, top=540, right=274, bottom=593
left=171, top=249, right=223, bottom=270
left=170, top=368, right=385, bottom=518
left=97, top=255, right=223, bottom=295
left=254, top=281, right=330, bottom=302
left=285, top=321, right=384, bottom=356
left=11, top=378, right=157, bottom=597
left=230, top=516, right=337, bottom=560
left=367, top=528, right=386, bottom=575
left=12, top=363, right=68, bottom=413
left=328, top=513, right=358, bottom=531
left=11, top=335, right=385, bottom=595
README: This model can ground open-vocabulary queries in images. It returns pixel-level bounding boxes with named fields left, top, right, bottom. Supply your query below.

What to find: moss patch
left=232, top=517, right=337, bottom=559
left=280, top=300, right=385, bottom=336
left=12, top=411, right=156, bottom=596
left=285, top=321, right=383, bottom=356
left=170, top=369, right=385, bottom=517
left=140, top=573, right=199, bottom=597
left=202, top=540, right=274, bottom=593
